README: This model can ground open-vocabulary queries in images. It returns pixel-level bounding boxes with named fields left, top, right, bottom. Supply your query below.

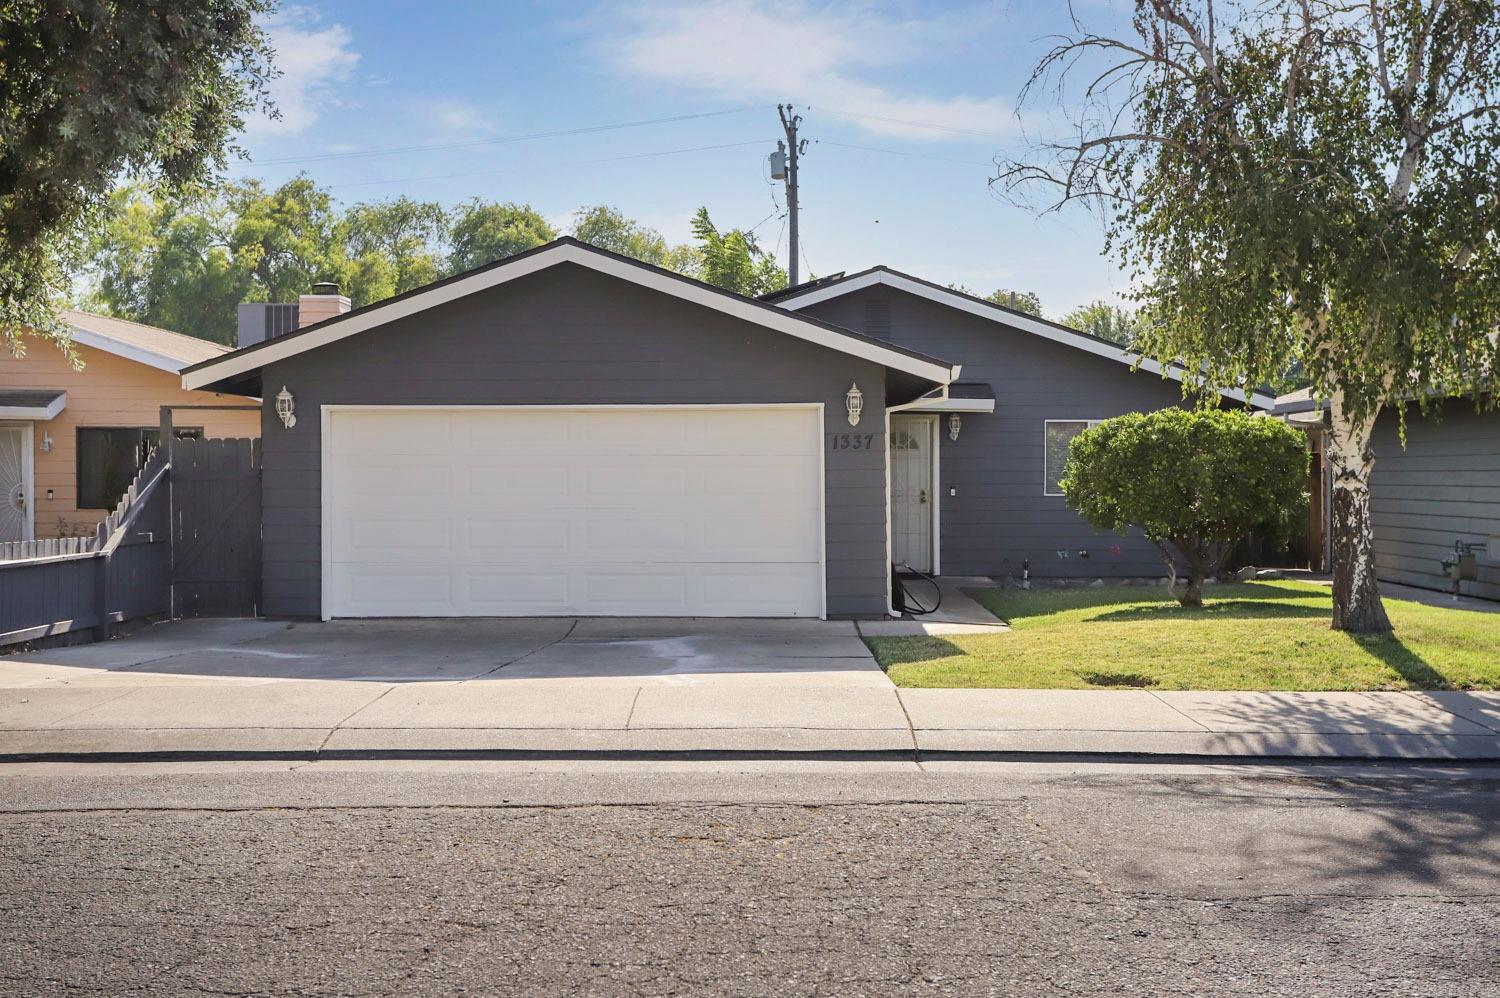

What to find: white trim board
left=0, top=394, right=66, bottom=420
left=186, top=242, right=960, bottom=391
left=774, top=269, right=1276, bottom=410
left=907, top=396, right=994, bottom=413
left=67, top=327, right=198, bottom=374
left=318, top=403, right=829, bottom=621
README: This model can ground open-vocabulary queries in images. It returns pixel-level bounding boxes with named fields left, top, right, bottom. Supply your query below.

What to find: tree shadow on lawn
left=1091, top=599, right=1332, bottom=623
left=1346, top=632, right=1455, bottom=689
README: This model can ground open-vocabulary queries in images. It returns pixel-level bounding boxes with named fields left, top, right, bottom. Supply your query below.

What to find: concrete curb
left=4, top=728, right=1500, bottom=764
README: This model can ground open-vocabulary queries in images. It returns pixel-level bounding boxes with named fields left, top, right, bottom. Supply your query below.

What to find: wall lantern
left=845, top=382, right=864, bottom=426
left=948, top=414, right=962, bottom=441
left=275, top=385, right=297, bottom=429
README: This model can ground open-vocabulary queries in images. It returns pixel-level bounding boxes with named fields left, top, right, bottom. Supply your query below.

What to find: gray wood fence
left=0, top=436, right=263, bottom=649
left=170, top=437, right=263, bottom=617
left=0, top=449, right=171, bottom=647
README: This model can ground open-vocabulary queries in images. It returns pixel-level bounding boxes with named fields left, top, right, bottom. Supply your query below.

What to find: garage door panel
left=700, top=517, right=819, bottom=559
left=346, top=517, right=454, bottom=553
left=464, top=412, right=571, bottom=454
left=338, top=411, right=448, bottom=453
left=583, top=517, right=690, bottom=556
left=699, top=567, right=823, bottom=615
left=467, top=464, right=570, bottom=496
left=464, top=519, right=571, bottom=554
left=326, top=408, right=824, bottom=618
left=466, top=572, right=572, bottom=611
left=585, top=464, right=690, bottom=496
left=343, top=570, right=454, bottom=611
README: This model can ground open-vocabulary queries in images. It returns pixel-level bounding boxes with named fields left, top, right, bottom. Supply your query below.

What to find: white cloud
left=595, top=0, right=1010, bottom=140
left=249, top=6, right=360, bottom=136
left=431, top=100, right=495, bottom=134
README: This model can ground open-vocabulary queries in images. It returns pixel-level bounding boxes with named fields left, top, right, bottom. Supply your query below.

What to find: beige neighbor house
left=1, top=310, right=260, bottom=542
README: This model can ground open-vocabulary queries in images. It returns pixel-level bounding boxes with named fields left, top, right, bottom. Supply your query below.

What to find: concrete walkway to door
left=3, top=617, right=1500, bottom=762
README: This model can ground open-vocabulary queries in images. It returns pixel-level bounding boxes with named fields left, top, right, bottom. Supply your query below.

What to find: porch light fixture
left=275, top=385, right=297, bottom=429
left=845, top=382, right=864, bottom=426
left=948, top=414, right=962, bottom=441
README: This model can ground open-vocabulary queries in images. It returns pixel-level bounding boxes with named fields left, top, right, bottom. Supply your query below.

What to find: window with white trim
left=1043, top=420, right=1102, bottom=496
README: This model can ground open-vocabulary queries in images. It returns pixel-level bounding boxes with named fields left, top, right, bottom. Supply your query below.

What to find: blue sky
left=233, top=1, right=1133, bottom=317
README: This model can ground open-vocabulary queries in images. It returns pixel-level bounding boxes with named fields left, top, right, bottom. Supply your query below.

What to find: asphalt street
left=2, top=760, right=1498, bottom=996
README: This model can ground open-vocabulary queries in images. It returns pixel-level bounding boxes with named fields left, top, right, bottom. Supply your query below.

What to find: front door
left=0, top=423, right=33, bottom=542
left=890, top=415, right=934, bottom=573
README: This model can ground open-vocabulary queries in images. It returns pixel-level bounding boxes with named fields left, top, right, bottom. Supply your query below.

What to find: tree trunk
left=1325, top=400, right=1393, bottom=633
left=1180, top=574, right=1204, bottom=607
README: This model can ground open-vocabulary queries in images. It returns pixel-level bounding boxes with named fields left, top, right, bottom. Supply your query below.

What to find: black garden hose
left=893, top=564, right=942, bottom=616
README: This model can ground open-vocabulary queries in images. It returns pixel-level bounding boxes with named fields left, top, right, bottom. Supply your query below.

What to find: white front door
left=323, top=406, right=826, bottom=618
left=890, top=415, right=934, bottom=573
left=0, top=423, right=33, bottom=543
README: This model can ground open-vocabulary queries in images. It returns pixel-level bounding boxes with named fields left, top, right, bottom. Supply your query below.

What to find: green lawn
left=867, top=580, right=1500, bottom=691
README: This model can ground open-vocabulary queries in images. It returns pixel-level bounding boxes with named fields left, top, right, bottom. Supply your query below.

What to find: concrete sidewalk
left=2, top=618, right=1499, bottom=762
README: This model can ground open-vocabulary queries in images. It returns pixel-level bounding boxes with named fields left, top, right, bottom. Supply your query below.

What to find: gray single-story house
left=182, top=237, right=1273, bottom=621
left=1275, top=390, right=1500, bottom=601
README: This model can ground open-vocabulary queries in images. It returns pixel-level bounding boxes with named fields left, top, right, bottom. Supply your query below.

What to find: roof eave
left=182, top=240, right=959, bottom=392
left=774, top=269, right=1277, bottom=411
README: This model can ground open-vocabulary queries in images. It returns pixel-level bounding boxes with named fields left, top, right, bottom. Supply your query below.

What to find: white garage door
left=324, top=407, right=825, bottom=618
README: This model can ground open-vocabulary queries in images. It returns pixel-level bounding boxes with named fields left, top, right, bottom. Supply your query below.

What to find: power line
left=810, top=105, right=1005, bottom=139
left=326, top=139, right=777, bottom=191
left=249, top=107, right=765, bottom=166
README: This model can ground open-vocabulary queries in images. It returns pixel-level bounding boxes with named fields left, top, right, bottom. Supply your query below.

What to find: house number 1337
left=829, top=434, right=877, bottom=451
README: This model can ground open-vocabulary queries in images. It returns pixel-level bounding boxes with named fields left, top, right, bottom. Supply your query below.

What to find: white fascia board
left=183, top=244, right=960, bottom=391
left=0, top=394, right=67, bottom=420
left=907, top=396, right=995, bottom=413
left=775, top=271, right=1277, bottom=410
left=67, top=326, right=191, bottom=374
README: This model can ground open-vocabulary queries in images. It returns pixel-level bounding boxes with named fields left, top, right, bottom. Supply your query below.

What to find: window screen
left=1044, top=420, right=1099, bottom=496
left=76, top=427, right=201, bottom=509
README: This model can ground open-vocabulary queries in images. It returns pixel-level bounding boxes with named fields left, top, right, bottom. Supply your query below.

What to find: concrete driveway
left=0, top=617, right=910, bottom=757
left=1, top=617, right=888, bottom=685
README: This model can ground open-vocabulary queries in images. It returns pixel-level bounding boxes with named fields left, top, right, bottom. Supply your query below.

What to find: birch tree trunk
left=1324, top=398, right=1393, bottom=633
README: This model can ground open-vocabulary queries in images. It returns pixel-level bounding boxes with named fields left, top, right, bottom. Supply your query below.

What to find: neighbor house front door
left=890, top=414, right=934, bottom=573
left=0, top=423, right=33, bottom=543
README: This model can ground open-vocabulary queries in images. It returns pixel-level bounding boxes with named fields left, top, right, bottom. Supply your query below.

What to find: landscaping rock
left=1235, top=565, right=1258, bottom=582
left=1256, top=568, right=1284, bottom=580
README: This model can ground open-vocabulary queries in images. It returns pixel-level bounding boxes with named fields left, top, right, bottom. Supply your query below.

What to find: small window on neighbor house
left=76, top=427, right=201, bottom=509
left=1043, top=420, right=1101, bottom=497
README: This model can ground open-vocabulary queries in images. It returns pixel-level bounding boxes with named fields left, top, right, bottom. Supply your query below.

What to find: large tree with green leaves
left=448, top=200, right=556, bottom=273
left=569, top=205, right=700, bottom=273
left=1062, top=301, right=1140, bottom=346
left=86, top=178, right=351, bottom=341
left=343, top=197, right=447, bottom=301
left=688, top=208, right=787, bottom=296
left=1000, top=0, right=1500, bottom=632
left=0, top=0, right=274, bottom=351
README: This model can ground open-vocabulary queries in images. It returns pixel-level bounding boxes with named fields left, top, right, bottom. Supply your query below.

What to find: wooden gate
left=170, top=437, right=262, bottom=617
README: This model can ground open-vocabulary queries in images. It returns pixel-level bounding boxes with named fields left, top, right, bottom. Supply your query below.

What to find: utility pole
left=773, top=104, right=806, bottom=286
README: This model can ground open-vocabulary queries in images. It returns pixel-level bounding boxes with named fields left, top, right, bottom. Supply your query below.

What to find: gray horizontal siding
left=800, top=286, right=1192, bottom=579
left=260, top=262, right=890, bottom=618
left=1369, top=403, right=1500, bottom=600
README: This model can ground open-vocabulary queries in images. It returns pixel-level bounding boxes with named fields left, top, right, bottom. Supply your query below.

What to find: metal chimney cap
left=310, top=281, right=341, bottom=296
